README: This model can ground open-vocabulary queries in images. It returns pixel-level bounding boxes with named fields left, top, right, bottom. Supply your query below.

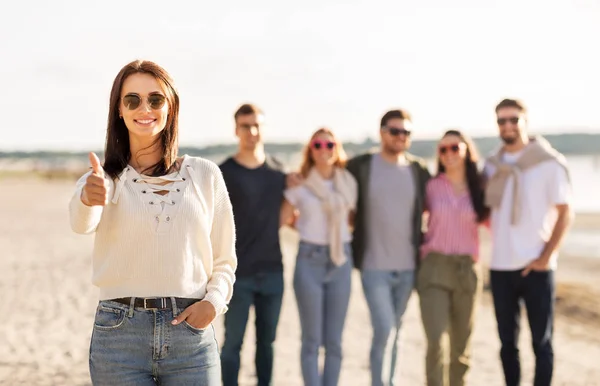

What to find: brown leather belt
left=111, top=297, right=199, bottom=310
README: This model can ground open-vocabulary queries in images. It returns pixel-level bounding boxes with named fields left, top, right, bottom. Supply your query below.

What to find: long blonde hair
left=299, top=127, right=348, bottom=178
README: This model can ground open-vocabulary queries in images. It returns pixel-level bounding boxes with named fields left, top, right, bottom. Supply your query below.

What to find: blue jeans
left=294, top=241, right=352, bottom=386
left=220, top=271, right=284, bottom=386
left=89, top=298, right=220, bottom=386
left=490, top=269, right=555, bottom=386
left=361, top=269, right=415, bottom=386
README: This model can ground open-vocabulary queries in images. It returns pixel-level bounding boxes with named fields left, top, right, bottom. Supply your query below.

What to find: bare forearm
left=540, top=207, right=573, bottom=261
left=279, top=200, right=297, bottom=228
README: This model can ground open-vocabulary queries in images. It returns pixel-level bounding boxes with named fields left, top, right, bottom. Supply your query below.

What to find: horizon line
left=2, top=131, right=599, bottom=154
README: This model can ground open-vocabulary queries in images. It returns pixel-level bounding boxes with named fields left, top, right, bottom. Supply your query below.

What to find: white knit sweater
left=68, top=155, right=237, bottom=315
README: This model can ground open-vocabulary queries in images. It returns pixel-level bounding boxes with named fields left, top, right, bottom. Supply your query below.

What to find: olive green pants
left=417, top=252, right=481, bottom=386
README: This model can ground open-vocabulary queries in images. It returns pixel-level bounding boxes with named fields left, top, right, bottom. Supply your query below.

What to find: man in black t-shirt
left=219, top=103, right=291, bottom=386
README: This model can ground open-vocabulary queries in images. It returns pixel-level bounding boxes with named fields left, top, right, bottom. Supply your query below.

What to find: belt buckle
left=143, top=297, right=166, bottom=309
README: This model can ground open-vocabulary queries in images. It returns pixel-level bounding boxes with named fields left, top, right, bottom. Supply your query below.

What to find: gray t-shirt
left=363, top=154, right=416, bottom=271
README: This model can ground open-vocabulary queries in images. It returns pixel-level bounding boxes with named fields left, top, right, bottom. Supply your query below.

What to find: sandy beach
left=1, top=177, right=599, bottom=386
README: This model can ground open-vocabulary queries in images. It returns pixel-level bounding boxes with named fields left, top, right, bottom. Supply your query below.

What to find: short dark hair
left=495, top=98, right=527, bottom=114
left=380, top=109, right=412, bottom=127
left=234, top=103, right=263, bottom=121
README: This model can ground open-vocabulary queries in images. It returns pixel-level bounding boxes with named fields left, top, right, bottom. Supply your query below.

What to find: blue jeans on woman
left=294, top=241, right=352, bottom=386
left=89, top=298, right=220, bottom=386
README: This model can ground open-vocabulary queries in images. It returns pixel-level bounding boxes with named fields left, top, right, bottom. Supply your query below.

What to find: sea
left=1, top=153, right=599, bottom=258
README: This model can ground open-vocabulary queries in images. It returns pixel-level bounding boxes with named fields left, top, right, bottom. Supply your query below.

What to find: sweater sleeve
left=203, top=163, right=237, bottom=316
left=69, top=171, right=104, bottom=234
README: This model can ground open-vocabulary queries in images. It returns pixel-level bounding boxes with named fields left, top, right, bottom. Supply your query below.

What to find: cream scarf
left=485, top=136, right=569, bottom=225
left=303, top=167, right=358, bottom=266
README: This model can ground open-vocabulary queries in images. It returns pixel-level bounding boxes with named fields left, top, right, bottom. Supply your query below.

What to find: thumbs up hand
left=81, top=152, right=109, bottom=206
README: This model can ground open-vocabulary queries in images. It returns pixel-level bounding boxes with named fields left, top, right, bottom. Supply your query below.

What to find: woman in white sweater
left=280, top=128, right=358, bottom=386
left=69, top=60, right=236, bottom=386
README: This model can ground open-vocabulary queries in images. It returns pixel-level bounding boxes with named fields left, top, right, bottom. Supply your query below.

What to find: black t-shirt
left=219, top=155, right=286, bottom=277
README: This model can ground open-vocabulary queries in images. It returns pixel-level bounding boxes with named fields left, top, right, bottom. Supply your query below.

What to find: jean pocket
left=343, top=243, right=353, bottom=259
left=94, top=304, right=126, bottom=330
left=182, top=320, right=208, bottom=335
left=297, top=243, right=317, bottom=258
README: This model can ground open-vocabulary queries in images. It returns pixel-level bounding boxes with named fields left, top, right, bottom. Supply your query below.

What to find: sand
left=1, top=177, right=599, bottom=385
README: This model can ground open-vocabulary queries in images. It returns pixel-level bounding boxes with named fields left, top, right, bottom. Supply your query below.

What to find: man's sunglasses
left=438, top=143, right=461, bottom=155
left=122, top=93, right=167, bottom=110
left=238, top=123, right=261, bottom=130
left=497, top=117, right=519, bottom=126
left=311, top=140, right=335, bottom=150
left=382, top=127, right=411, bottom=137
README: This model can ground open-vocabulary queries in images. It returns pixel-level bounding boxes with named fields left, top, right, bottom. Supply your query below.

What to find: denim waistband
left=299, top=240, right=351, bottom=249
left=100, top=297, right=200, bottom=317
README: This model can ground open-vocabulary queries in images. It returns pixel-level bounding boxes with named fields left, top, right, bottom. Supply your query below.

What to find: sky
left=1, top=0, right=599, bottom=151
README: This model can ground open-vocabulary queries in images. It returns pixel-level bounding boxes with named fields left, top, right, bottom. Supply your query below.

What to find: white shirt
left=484, top=151, right=571, bottom=271
left=68, top=155, right=237, bottom=315
left=284, top=180, right=352, bottom=245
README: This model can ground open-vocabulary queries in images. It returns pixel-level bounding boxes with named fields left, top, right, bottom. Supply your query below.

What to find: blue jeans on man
left=361, top=269, right=415, bottom=386
left=220, top=271, right=284, bottom=386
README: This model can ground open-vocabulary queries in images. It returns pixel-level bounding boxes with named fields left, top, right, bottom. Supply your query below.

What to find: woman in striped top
left=417, top=129, right=489, bottom=386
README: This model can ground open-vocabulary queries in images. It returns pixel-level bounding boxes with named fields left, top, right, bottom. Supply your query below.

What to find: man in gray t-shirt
left=364, top=153, right=416, bottom=272
left=347, top=109, right=430, bottom=386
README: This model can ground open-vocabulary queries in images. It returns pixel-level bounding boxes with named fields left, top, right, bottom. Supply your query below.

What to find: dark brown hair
left=495, top=98, right=527, bottom=114
left=436, top=129, right=490, bottom=223
left=234, top=103, right=263, bottom=122
left=103, top=60, right=180, bottom=180
left=299, top=128, right=348, bottom=178
left=380, top=109, right=412, bottom=128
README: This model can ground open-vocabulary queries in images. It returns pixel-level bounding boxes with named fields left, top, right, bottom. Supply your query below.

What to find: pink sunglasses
left=311, top=140, right=335, bottom=150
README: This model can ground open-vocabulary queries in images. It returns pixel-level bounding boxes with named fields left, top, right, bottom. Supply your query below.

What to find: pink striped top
left=420, top=174, right=480, bottom=261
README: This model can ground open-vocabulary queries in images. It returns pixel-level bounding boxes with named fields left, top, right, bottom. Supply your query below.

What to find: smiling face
left=309, top=132, right=337, bottom=167
left=380, top=118, right=413, bottom=155
left=496, top=106, right=527, bottom=146
left=438, top=133, right=468, bottom=172
left=119, top=73, right=169, bottom=141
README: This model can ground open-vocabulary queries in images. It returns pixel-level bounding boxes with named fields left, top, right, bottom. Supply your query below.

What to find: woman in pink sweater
left=69, top=60, right=236, bottom=385
left=418, top=129, right=489, bottom=386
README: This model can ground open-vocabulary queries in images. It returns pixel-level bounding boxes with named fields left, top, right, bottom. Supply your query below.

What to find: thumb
left=172, top=307, right=191, bottom=325
left=89, top=152, right=104, bottom=176
left=521, top=265, right=531, bottom=277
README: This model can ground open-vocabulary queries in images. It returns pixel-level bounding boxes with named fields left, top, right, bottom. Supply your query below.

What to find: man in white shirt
left=484, top=99, right=573, bottom=386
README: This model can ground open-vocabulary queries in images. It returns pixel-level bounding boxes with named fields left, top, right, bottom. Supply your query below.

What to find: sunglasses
left=311, top=140, right=335, bottom=150
left=497, top=117, right=520, bottom=126
left=238, top=123, right=261, bottom=131
left=438, top=143, right=462, bottom=155
left=122, top=93, right=167, bottom=110
left=382, top=127, right=411, bottom=137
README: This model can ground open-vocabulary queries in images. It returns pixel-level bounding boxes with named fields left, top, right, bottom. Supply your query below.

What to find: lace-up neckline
left=110, top=155, right=203, bottom=234
left=68, top=154, right=237, bottom=313
left=135, top=171, right=183, bottom=207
